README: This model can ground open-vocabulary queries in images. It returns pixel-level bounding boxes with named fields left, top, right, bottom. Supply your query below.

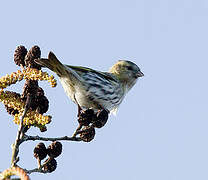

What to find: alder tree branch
left=11, top=95, right=32, bottom=167
left=23, top=134, right=82, bottom=142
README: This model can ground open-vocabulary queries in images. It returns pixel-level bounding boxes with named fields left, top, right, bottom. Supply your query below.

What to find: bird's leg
left=77, top=104, right=82, bottom=117
left=74, top=95, right=82, bottom=117
left=72, top=124, right=82, bottom=138
left=72, top=104, right=83, bottom=137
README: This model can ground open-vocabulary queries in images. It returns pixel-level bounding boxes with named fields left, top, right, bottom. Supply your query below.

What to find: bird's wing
left=65, top=65, right=118, bottom=83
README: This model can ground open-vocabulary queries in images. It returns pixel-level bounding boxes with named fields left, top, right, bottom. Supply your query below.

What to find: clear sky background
left=0, top=0, right=208, bottom=179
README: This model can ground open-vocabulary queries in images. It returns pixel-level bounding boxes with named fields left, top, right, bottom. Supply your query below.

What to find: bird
left=35, top=52, right=144, bottom=116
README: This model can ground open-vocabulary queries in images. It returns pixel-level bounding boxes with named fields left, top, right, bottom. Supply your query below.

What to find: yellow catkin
left=13, top=112, right=51, bottom=126
left=22, top=68, right=57, bottom=87
left=0, top=90, right=52, bottom=127
left=0, top=68, right=57, bottom=89
left=0, top=90, right=25, bottom=112
left=0, top=71, right=23, bottom=89
left=0, top=166, right=30, bottom=180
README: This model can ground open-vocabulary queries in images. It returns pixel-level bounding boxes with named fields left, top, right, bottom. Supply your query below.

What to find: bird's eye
left=127, top=66, right=133, bottom=71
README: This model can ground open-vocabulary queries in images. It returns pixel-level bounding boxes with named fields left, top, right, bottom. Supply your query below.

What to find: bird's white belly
left=59, top=77, right=103, bottom=109
left=59, top=76, right=124, bottom=114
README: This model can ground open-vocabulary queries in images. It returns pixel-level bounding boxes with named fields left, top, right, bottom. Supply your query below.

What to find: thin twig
left=23, top=134, right=82, bottom=142
left=25, top=157, right=55, bottom=174
left=24, top=168, right=46, bottom=174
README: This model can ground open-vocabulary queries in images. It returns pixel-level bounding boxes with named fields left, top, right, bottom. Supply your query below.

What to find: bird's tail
left=35, top=52, right=65, bottom=77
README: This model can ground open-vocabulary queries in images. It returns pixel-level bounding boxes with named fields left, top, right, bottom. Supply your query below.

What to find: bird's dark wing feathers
left=66, top=65, right=117, bottom=82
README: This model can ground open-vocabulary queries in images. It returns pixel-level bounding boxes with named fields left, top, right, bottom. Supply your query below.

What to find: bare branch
left=23, top=134, right=82, bottom=142
left=24, top=168, right=46, bottom=175
left=11, top=95, right=32, bottom=166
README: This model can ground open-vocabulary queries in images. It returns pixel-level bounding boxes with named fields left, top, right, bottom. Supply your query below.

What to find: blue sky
left=0, top=0, right=208, bottom=179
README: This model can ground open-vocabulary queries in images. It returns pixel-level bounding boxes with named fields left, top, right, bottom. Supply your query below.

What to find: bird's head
left=109, top=60, right=144, bottom=90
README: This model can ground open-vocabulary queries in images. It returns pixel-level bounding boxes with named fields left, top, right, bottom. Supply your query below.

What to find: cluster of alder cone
left=33, top=141, right=62, bottom=173
left=9, top=45, right=50, bottom=131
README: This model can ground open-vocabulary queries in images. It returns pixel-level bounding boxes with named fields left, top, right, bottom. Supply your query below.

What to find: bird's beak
left=136, top=71, right=144, bottom=77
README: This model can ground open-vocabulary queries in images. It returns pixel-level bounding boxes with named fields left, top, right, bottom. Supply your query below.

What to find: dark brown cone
left=36, top=87, right=44, bottom=96
left=24, top=45, right=42, bottom=69
left=47, top=141, right=62, bottom=158
left=22, top=80, right=38, bottom=100
left=80, top=126, right=95, bottom=142
left=43, top=158, right=57, bottom=173
left=22, top=83, right=49, bottom=114
left=78, top=109, right=95, bottom=126
left=93, top=109, right=109, bottom=128
left=36, top=95, right=49, bottom=114
left=21, top=80, right=40, bottom=112
left=34, top=87, right=48, bottom=114
left=14, top=45, right=27, bottom=67
left=33, top=142, right=47, bottom=160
